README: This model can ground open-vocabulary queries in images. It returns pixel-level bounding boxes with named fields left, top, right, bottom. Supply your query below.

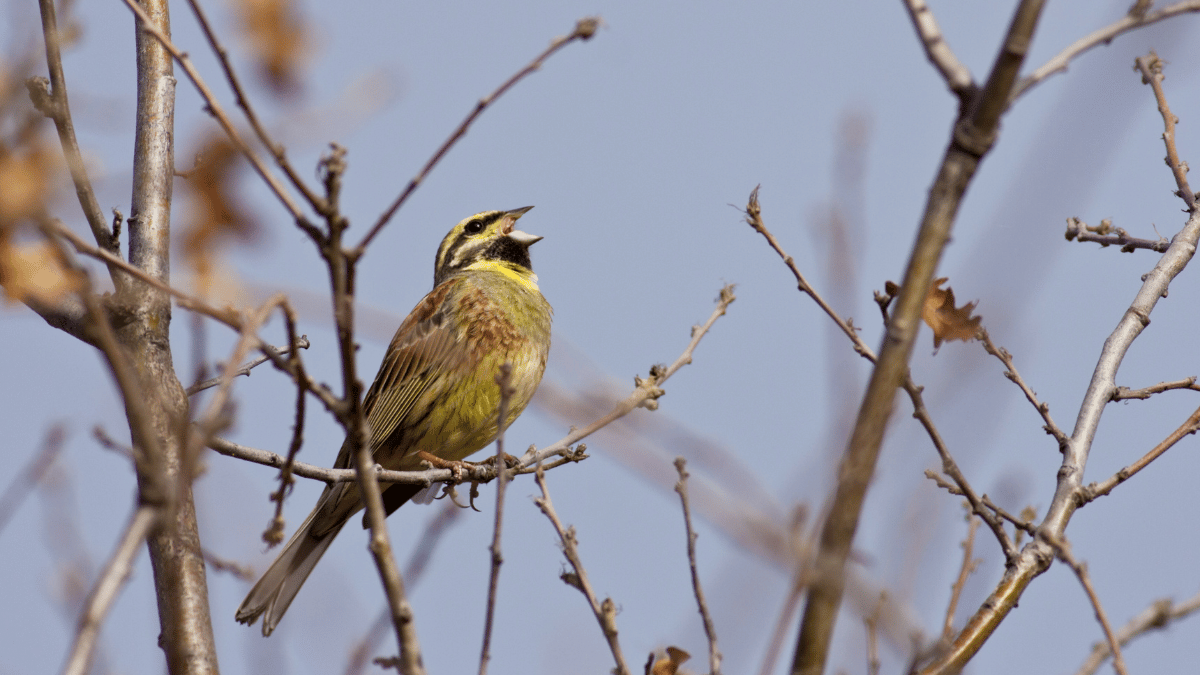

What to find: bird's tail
left=235, top=503, right=348, bottom=636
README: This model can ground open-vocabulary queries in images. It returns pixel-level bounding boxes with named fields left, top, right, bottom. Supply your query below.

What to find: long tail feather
left=236, top=506, right=348, bottom=636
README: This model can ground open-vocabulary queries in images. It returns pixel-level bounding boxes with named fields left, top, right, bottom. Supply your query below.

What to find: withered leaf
left=237, top=0, right=311, bottom=96
left=0, top=241, right=84, bottom=305
left=180, top=135, right=257, bottom=297
left=649, top=646, right=690, bottom=675
left=923, top=277, right=981, bottom=348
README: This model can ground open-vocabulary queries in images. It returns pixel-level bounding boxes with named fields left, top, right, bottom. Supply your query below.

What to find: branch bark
left=123, top=0, right=219, bottom=671
left=789, top=3, right=1046, bottom=673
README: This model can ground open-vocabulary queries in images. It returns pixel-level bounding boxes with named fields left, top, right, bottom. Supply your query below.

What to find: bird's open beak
left=502, top=206, right=541, bottom=245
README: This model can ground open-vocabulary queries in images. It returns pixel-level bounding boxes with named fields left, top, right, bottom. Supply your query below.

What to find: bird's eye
left=464, top=219, right=485, bottom=234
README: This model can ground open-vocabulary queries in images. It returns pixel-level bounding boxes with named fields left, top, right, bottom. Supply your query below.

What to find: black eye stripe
left=434, top=211, right=519, bottom=286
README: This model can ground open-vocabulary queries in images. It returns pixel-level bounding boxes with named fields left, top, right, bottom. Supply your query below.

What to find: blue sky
left=4, top=1, right=1200, bottom=674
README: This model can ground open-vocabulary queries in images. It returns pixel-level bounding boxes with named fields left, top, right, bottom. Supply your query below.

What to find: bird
left=236, top=206, right=553, bottom=636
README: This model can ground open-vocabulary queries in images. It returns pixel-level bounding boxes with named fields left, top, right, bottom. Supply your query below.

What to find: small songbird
left=236, top=207, right=553, bottom=635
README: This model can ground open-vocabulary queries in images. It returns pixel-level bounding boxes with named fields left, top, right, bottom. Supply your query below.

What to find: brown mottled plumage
left=236, top=207, right=552, bottom=635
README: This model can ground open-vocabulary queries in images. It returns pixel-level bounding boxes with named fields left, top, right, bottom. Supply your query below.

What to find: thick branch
left=791, top=4, right=1047, bottom=673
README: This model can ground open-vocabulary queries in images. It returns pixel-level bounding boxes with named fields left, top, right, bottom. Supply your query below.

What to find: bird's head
left=434, top=206, right=542, bottom=286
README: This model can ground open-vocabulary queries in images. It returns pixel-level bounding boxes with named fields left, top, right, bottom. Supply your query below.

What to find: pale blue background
left=3, top=1, right=1200, bottom=674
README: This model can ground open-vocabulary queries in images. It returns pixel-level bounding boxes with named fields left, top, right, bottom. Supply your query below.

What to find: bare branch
left=921, top=56, right=1200, bottom=675
left=182, top=0, right=327, bottom=214
left=864, top=593, right=886, bottom=675
left=674, top=458, right=722, bottom=675
left=1135, top=51, right=1195, bottom=209
left=899, top=0, right=974, bottom=97
left=353, top=440, right=425, bottom=675
left=356, top=17, right=600, bottom=255
left=744, top=187, right=876, bottom=364
left=343, top=501, right=464, bottom=675
left=479, top=364, right=515, bottom=675
left=1111, top=376, right=1200, bottom=400
left=116, top=0, right=313, bottom=227
left=534, top=466, right=630, bottom=675
left=1082, top=403, right=1200, bottom=502
left=757, top=572, right=807, bottom=675
left=1046, top=536, right=1128, bottom=675
left=1065, top=217, right=1170, bottom=253
left=910, top=381, right=1016, bottom=562
left=185, top=336, right=310, bottom=395
left=33, top=0, right=118, bottom=263
left=517, top=285, right=736, bottom=468
left=1074, top=590, right=1200, bottom=675
left=1012, top=1, right=1200, bottom=104
left=60, top=506, right=158, bottom=675
left=52, top=221, right=243, bottom=329
left=790, top=0, right=1050, bottom=669
left=207, top=435, right=582, bottom=486
left=941, top=511, right=980, bottom=641
left=0, top=424, right=66, bottom=537
left=978, top=329, right=1070, bottom=450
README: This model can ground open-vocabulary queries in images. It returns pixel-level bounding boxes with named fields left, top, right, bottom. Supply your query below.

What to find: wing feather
left=333, top=279, right=469, bottom=471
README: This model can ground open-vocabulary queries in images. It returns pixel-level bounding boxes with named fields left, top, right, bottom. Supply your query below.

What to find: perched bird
left=236, top=207, right=553, bottom=635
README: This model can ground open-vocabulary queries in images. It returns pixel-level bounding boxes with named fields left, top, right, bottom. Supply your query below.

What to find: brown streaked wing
left=336, top=279, right=471, bottom=470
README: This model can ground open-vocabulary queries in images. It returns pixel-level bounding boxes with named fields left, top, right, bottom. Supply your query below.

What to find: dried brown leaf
left=650, top=646, right=690, bottom=675
left=922, top=277, right=981, bottom=348
left=236, top=0, right=311, bottom=96
left=0, top=145, right=57, bottom=229
left=0, top=241, right=84, bottom=305
left=180, top=135, right=257, bottom=296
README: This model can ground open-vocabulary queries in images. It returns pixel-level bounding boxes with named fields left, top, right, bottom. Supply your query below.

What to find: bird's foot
left=417, top=451, right=521, bottom=479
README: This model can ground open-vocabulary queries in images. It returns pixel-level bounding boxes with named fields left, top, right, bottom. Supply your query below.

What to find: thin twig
left=978, top=329, right=1070, bottom=451
left=1074, top=589, right=1200, bottom=675
left=517, top=285, right=736, bottom=468
left=1135, top=51, right=1195, bottom=209
left=1082, top=403, right=1200, bottom=502
left=207, top=435, right=584, bottom=486
left=899, top=0, right=974, bottom=98
left=116, top=0, right=313, bottom=226
left=353, top=441, right=425, bottom=675
left=910, top=380, right=1016, bottom=562
left=1111, top=376, right=1200, bottom=400
left=744, top=187, right=876, bottom=364
left=201, top=549, right=255, bottom=581
left=864, top=592, right=886, bottom=675
left=356, top=17, right=599, bottom=255
left=59, top=505, right=158, bottom=675
left=344, top=501, right=464, bottom=675
left=185, top=336, right=310, bottom=395
left=792, top=2, right=1050, bottom=667
left=259, top=306, right=311, bottom=545
left=55, top=220, right=342, bottom=413
left=758, top=574, right=806, bottom=675
left=979, top=495, right=1037, bottom=538
left=479, top=364, right=515, bottom=675
left=674, top=458, right=722, bottom=675
left=0, top=424, right=66, bottom=538
left=1012, top=1, right=1200, bottom=104
left=185, top=296, right=291, bottom=488
left=941, top=511, right=980, bottom=641
left=1065, top=217, right=1170, bottom=254
left=534, top=466, right=630, bottom=675
left=1045, top=535, right=1128, bottom=675
left=33, top=0, right=117, bottom=260
left=182, top=0, right=326, bottom=214
left=52, top=221, right=242, bottom=329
